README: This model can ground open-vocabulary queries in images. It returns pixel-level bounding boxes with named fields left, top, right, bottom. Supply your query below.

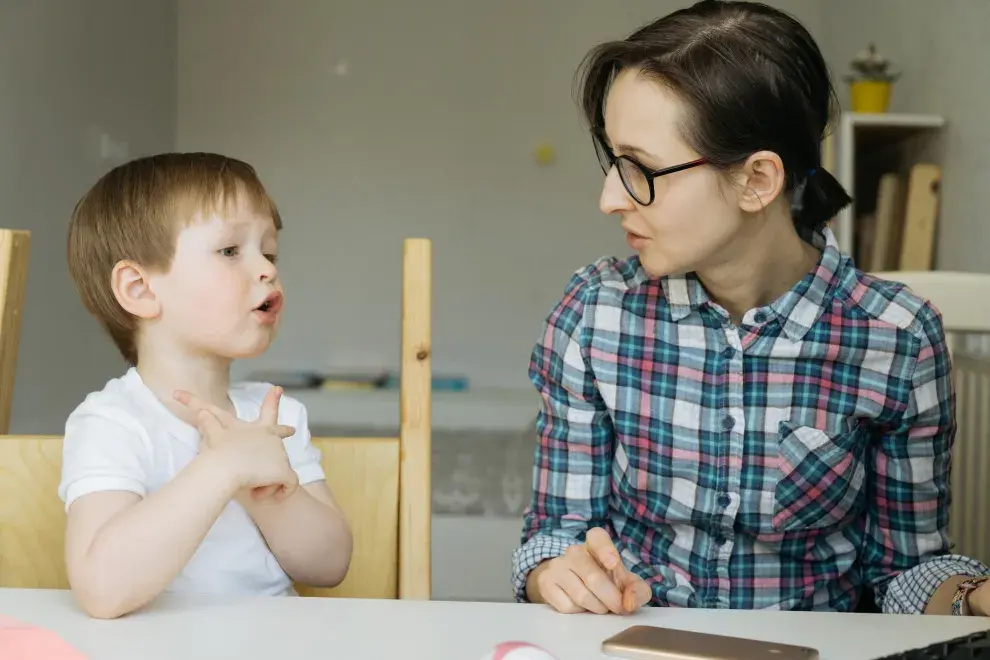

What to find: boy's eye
left=219, top=246, right=238, bottom=257
left=264, top=253, right=277, bottom=264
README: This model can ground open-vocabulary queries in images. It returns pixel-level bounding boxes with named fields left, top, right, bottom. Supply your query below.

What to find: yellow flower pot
left=850, top=80, right=892, bottom=113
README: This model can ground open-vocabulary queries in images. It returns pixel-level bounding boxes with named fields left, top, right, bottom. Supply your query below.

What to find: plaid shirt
left=512, top=228, right=988, bottom=613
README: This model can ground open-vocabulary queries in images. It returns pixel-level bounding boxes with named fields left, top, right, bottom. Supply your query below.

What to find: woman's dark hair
left=576, top=0, right=852, bottom=235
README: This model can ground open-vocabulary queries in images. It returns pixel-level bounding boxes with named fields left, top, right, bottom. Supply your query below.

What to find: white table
left=2, top=588, right=990, bottom=660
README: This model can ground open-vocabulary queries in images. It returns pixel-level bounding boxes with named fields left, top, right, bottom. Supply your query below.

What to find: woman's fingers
left=538, top=579, right=584, bottom=614
left=585, top=527, right=622, bottom=570
left=566, top=545, right=625, bottom=613
left=623, top=578, right=653, bottom=612
left=556, top=567, right=611, bottom=614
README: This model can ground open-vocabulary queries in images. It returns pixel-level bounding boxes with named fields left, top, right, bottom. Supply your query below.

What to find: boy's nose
left=258, top=257, right=278, bottom=282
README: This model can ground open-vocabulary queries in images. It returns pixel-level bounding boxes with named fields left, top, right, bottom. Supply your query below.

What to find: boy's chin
left=213, top=336, right=276, bottom=361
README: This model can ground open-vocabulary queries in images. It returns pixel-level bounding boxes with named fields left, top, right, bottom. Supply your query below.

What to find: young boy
left=59, top=152, right=352, bottom=619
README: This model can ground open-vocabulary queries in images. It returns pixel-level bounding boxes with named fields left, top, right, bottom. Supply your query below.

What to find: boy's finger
left=196, top=409, right=224, bottom=437
left=175, top=390, right=232, bottom=427
left=275, top=424, right=296, bottom=438
left=251, top=484, right=280, bottom=500
left=259, top=386, right=283, bottom=426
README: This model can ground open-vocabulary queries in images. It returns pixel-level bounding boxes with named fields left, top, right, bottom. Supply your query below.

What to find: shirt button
left=722, top=415, right=735, bottom=431
left=715, top=534, right=727, bottom=546
left=721, top=346, right=735, bottom=359
left=754, top=311, right=767, bottom=324
left=717, top=493, right=731, bottom=508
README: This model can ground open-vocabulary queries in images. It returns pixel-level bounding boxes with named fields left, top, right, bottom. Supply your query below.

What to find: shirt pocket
left=771, top=420, right=869, bottom=532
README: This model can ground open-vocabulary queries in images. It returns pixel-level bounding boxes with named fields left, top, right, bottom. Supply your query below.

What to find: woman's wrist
left=963, top=578, right=990, bottom=616
left=525, top=561, right=551, bottom=604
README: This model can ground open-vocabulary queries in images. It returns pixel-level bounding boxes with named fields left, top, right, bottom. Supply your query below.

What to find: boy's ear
left=111, top=259, right=161, bottom=319
left=735, top=149, right=786, bottom=214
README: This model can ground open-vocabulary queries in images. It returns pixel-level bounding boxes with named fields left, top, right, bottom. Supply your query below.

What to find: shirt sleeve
left=511, top=271, right=616, bottom=602
left=58, top=409, right=153, bottom=511
left=278, top=393, right=326, bottom=486
left=863, top=302, right=989, bottom=613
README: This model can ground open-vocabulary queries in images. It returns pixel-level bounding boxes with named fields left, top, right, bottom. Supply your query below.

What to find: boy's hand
left=173, top=386, right=299, bottom=501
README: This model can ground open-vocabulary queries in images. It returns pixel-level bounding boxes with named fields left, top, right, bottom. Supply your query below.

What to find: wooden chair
left=0, top=229, right=30, bottom=434
left=871, top=270, right=990, bottom=565
left=0, top=238, right=432, bottom=600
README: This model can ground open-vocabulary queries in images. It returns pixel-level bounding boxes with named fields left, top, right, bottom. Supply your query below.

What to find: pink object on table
left=0, top=614, right=88, bottom=659
left=482, top=640, right=558, bottom=660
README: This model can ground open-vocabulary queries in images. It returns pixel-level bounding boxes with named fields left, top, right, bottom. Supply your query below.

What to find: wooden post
left=398, top=237, right=432, bottom=600
left=0, top=230, right=30, bottom=434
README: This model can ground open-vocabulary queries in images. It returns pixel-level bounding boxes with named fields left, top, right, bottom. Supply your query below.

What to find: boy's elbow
left=73, top=586, right=135, bottom=619
left=299, top=524, right=354, bottom=588
left=69, top=569, right=140, bottom=620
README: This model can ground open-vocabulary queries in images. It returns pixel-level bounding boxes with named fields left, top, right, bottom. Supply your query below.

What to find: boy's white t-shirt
left=57, top=367, right=326, bottom=597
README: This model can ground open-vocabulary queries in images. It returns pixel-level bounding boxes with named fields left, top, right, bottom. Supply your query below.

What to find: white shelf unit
left=823, top=112, right=946, bottom=259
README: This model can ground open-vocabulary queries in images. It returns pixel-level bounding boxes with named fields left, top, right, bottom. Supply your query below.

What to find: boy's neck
left=136, top=348, right=235, bottom=426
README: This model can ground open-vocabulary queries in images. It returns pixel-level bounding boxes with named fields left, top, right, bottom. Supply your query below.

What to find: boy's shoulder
left=66, top=369, right=155, bottom=436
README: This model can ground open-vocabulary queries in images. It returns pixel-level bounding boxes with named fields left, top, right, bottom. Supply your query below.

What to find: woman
left=513, top=0, right=990, bottom=616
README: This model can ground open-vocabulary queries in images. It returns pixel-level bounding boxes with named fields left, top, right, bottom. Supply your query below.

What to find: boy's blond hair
left=67, top=152, right=282, bottom=365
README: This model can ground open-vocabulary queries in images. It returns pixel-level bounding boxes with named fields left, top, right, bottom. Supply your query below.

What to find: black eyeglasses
left=593, top=133, right=707, bottom=206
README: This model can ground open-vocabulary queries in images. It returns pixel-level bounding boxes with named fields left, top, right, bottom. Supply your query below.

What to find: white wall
left=819, top=0, right=990, bottom=273
left=2, top=0, right=177, bottom=433
left=177, top=0, right=821, bottom=391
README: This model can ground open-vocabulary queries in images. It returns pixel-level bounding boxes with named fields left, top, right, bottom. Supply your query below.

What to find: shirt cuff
left=881, top=554, right=990, bottom=614
left=511, top=534, right=580, bottom=602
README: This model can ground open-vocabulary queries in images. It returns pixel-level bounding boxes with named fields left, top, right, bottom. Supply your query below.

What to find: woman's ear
left=736, top=150, right=786, bottom=214
left=111, top=259, right=161, bottom=319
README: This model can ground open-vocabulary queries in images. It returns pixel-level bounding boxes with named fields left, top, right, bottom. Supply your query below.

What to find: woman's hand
left=526, top=527, right=652, bottom=614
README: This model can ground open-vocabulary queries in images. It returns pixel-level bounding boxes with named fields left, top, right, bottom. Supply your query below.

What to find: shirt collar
left=767, top=227, right=843, bottom=341
left=662, top=271, right=711, bottom=322
left=659, top=227, right=845, bottom=340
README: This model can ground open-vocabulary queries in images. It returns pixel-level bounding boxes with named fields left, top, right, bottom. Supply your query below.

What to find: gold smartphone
left=601, top=624, right=820, bottom=660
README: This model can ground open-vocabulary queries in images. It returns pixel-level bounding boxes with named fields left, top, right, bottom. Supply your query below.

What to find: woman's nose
left=599, top=166, right=635, bottom=215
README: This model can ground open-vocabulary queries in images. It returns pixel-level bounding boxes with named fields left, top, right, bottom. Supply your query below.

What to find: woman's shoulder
left=539, top=255, right=657, bottom=341
left=837, top=265, right=945, bottom=341
left=560, top=254, right=653, bottom=304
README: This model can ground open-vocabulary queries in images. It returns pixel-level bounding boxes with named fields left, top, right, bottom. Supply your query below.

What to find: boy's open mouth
left=254, top=292, right=283, bottom=314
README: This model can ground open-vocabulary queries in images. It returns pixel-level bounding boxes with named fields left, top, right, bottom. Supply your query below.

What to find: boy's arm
left=64, top=450, right=238, bottom=619
left=235, top=394, right=352, bottom=587
left=236, top=482, right=352, bottom=587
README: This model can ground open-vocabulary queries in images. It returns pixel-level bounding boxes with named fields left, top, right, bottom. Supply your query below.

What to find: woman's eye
left=264, top=254, right=278, bottom=264
left=219, top=246, right=238, bottom=257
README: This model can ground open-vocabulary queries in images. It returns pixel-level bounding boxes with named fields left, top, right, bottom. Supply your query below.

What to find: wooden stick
left=0, top=230, right=30, bottom=434
left=398, top=237, right=432, bottom=599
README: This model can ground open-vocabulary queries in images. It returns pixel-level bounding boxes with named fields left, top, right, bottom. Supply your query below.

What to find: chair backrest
left=0, top=238, right=432, bottom=600
left=0, top=229, right=30, bottom=434
left=870, top=270, right=990, bottom=339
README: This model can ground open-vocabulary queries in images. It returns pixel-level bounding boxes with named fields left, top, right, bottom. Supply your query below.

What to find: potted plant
left=846, top=43, right=901, bottom=113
